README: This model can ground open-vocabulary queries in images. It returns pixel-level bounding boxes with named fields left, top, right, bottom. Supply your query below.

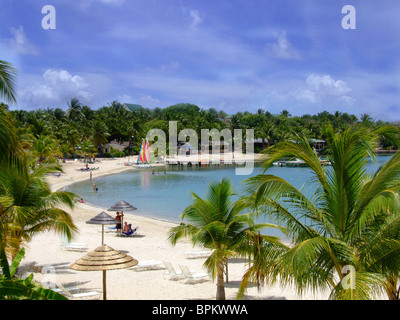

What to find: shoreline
left=21, top=156, right=329, bottom=300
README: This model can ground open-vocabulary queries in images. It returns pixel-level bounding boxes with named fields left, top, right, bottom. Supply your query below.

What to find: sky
left=1, top=0, right=400, bottom=121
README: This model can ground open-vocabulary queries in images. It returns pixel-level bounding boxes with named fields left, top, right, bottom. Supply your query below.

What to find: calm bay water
left=65, top=156, right=392, bottom=237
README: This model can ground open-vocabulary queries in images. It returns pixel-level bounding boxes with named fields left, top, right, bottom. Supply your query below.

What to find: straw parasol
left=70, top=245, right=138, bottom=300
left=108, top=200, right=137, bottom=231
left=108, top=200, right=137, bottom=212
left=86, top=211, right=119, bottom=245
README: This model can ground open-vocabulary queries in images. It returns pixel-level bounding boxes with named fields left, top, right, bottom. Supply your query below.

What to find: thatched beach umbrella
left=70, top=245, right=138, bottom=300
left=86, top=211, right=119, bottom=245
left=108, top=200, right=137, bottom=231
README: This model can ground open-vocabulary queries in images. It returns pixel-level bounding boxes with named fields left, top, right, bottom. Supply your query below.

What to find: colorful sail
left=138, top=139, right=150, bottom=164
left=138, top=140, right=145, bottom=164
left=144, top=139, right=150, bottom=163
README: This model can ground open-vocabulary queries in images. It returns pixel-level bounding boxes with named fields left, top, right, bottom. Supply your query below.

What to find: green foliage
left=0, top=248, right=67, bottom=300
left=7, top=95, right=400, bottom=157
left=240, top=125, right=400, bottom=300
left=0, top=60, right=17, bottom=104
left=169, top=178, right=284, bottom=300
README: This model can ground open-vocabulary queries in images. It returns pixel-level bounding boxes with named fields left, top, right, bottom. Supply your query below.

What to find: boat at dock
left=272, top=158, right=331, bottom=167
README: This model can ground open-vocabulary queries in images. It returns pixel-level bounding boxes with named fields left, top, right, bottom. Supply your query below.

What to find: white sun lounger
left=55, top=283, right=101, bottom=300
left=179, top=265, right=210, bottom=283
left=130, top=260, right=165, bottom=271
left=39, top=282, right=80, bottom=294
left=163, top=261, right=184, bottom=280
left=41, top=282, right=101, bottom=300
left=60, top=236, right=88, bottom=252
left=184, top=250, right=214, bottom=259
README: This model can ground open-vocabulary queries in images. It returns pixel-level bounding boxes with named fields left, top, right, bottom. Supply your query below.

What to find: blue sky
left=1, top=0, right=400, bottom=121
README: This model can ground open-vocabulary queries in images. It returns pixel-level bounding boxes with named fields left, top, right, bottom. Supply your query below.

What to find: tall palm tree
left=0, top=60, right=19, bottom=168
left=0, top=105, right=78, bottom=259
left=65, top=98, right=85, bottom=122
left=0, top=104, right=22, bottom=167
left=239, top=124, right=400, bottom=299
left=168, top=178, right=282, bottom=300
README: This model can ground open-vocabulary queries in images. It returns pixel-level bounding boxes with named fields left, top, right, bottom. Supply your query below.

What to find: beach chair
left=130, top=260, right=165, bottom=271
left=184, top=250, right=214, bottom=259
left=98, top=226, right=117, bottom=233
left=60, top=236, right=88, bottom=252
left=119, top=226, right=139, bottom=237
left=162, top=262, right=184, bottom=280
left=179, top=265, right=210, bottom=283
left=55, top=283, right=101, bottom=300
left=40, top=281, right=81, bottom=294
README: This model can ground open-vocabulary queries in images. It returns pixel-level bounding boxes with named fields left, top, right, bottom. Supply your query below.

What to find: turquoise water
left=66, top=156, right=392, bottom=238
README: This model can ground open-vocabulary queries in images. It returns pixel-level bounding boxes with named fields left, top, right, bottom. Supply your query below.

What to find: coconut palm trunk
left=216, top=267, right=226, bottom=300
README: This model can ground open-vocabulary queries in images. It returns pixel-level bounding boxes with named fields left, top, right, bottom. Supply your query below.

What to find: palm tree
left=78, top=139, right=96, bottom=161
left=0, top=59, right=19, bottom=168
left=59, top=143, right=70, bottom=163
left=0, top=159, right=78, bottom=259
left=59, top=124, right=80, bottom=153
left=0, top=104, right=22, bottom=167
left=0, top=106, right=78, bottom=259
left=168, top=178, right=282, bottom=300
left=92, top=120, right=110, bottom=148
left=30, top=134, right=60, bottom=164
left=65, top=98, right=85, bottom=122
left=0, top=60, right=17, bottom=104
left=239, top=124, right=400, bottom=299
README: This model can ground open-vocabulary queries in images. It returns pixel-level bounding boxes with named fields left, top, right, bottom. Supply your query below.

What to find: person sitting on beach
left=122, top=224, right=137, bottom=236
left=79, top=198, right=85, bottom=204
left=123, top=222, right=130, bottom=233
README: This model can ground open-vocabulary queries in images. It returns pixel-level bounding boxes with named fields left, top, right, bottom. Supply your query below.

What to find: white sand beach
left=21, top=157, right=330, bottom=300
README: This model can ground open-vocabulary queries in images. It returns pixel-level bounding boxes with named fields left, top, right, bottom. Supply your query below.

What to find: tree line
left=4, top=97, right=399, bottom=161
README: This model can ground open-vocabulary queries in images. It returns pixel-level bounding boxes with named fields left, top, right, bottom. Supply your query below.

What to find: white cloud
left=6, top=26, right=38, bottom=55
left=116, top=94, right=133, bottom=103
left=291, top=74, right=355, bottom=106
left=189, top=10, right=203, bottom=29
left=266, top=30, right=301, bottom=60
left=138, top=94, right=161, bottom=108
left=306, top=74, right=352, bottom=95
left=19, top=69, right=93, bottom=108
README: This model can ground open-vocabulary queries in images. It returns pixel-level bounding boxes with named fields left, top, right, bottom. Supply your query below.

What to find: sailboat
left=133, top=139, right=153, bottom=168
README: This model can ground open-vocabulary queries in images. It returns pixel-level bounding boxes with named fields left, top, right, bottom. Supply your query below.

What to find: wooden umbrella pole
left=102, top=225, right=104, bottom=245
left=103, top=270, right=107, bottom=300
